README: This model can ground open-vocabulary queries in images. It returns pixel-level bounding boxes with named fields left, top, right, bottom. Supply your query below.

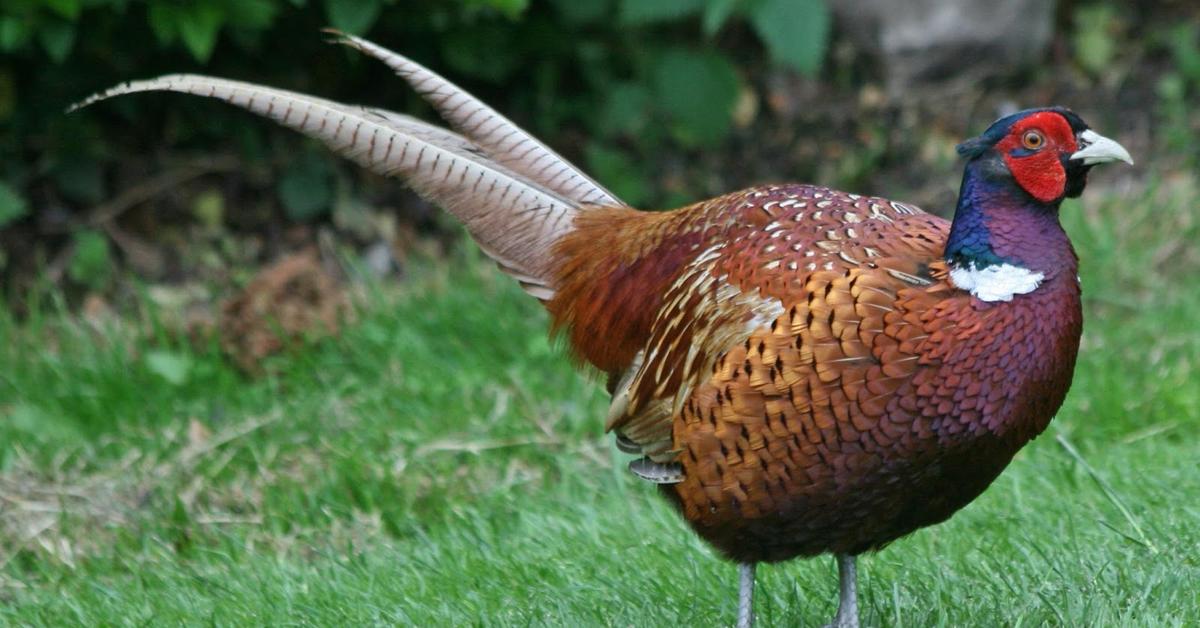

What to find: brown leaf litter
left=216, top=247, right=350, bottom=373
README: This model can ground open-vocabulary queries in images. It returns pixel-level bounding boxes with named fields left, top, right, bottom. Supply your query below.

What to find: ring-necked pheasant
left=73, top=32, right=1132, bottom=627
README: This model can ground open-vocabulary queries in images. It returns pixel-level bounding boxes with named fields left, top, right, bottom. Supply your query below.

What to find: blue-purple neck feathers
left=944, top=160, right=1076, bottom=280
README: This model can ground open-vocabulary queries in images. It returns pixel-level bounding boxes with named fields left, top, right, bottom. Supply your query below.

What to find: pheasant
left=73, top=33, right=1132, bottom=627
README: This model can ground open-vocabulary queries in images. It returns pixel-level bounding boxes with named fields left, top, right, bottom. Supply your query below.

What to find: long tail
left=69, top=33, right=624, bottom=301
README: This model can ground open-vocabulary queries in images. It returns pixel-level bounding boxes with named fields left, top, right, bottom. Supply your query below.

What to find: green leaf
left=585, top=142, right=649, bottom=206
left=1166, top=23, right=1200, bottom=84
left=145, top=350, right=193, bottom=386
left=441, top=25, right=521, bottom=82
left=225, top=0, right=279, bottom=30
left=278, top=152, right=335, bottom=221
left=147, top=3, right=179, bottom=46
left=324, top=0, right=382, bottom=35
left=0, top=17, right=28, bottom=52
left=650, top=48, right=740, bottom=147
left=38, top=20, right=76, bottom=63
left=619, top=0, right=706, bottom=25
left=0, top=181, right=28, bottom=228
left=43, top=0, right=82, bottom=20
left=594, top=82, right=651, bottom=138
left=68, top=229, right=112, bottom=289
left=466, top=0, right=530, bottom=18
left=1073, top=4, right=1116, bottom=76
left=749, top=0, right=830, bottom=76
left=1156, top=73, right=1185, bottom=102
left=548, top=0, right=610, bottom=25
left=178, top=3, right=224, bottom=63
left=191, top=188, right=225, bottom=229
left=703, top=0, right=741, bottom=36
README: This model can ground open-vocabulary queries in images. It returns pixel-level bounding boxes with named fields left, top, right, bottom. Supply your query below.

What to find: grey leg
left=737, top=562, right=756, bottom=628
left=825, top=553, right=860, bottom=628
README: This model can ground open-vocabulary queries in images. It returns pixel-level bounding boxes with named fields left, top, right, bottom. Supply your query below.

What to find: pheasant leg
left=737, top=562, right=756, bottom=628
left=824, top=554, right=860, bottom=628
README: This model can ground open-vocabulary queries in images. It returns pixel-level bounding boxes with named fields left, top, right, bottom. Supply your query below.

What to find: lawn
left=1, top=175, right=1198, bottom=626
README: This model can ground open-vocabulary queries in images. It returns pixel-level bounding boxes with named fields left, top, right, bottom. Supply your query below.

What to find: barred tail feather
left=328, top=32, right=624, bottom=209
left=70, top=74, right=579, bottom=300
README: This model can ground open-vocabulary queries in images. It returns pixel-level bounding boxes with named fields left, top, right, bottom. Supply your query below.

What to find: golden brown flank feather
left=548, top=206, right=709, bottom=374
left=550, top=185, right=948, bottom=455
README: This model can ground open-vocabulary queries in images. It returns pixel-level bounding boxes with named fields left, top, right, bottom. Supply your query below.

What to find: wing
left=607, top=185, right=953, bottom=466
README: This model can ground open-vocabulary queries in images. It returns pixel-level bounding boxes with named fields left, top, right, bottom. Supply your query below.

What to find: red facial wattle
left=995, top=111, right=1079, bottom=203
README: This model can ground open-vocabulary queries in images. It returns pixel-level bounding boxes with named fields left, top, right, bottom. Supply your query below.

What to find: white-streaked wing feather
left=70, top=75, right=570, bottom=297
left=331, top=32, right=624, bottom=209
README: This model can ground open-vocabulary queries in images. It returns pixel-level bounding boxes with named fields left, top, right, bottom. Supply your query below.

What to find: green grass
left=1, top=178, right=1199, bottom=626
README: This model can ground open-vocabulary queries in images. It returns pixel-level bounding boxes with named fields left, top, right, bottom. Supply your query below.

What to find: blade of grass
left=1055, top=434, right=1159, bottom=554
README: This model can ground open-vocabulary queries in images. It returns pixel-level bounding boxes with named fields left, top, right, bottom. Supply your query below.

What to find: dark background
left=1, top=0, right=1197, bottom=306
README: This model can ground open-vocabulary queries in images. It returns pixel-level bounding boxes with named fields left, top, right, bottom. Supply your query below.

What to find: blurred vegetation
left=1, top=0, right=827, bottom=207
left=0, top=0, right=1198, bottom=305
left=1, top=0, right=837, bottom=300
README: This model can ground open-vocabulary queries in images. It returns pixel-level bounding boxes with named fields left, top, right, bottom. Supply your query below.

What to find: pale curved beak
left=1071, top=129, right=1134, bottom=166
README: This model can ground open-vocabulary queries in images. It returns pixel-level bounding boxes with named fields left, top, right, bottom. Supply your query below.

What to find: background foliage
left=0, top=0, right=846, bottom=300
left=2, top=1, right=1199, bottom=302
left=1, top=0, right=826, bottom=209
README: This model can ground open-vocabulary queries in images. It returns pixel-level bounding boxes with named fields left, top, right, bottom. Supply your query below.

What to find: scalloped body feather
left=549, top=184, right=1081, bottom=562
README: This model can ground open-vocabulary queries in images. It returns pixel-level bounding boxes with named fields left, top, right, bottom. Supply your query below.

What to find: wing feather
left=604, top=186, right=951, bottom=464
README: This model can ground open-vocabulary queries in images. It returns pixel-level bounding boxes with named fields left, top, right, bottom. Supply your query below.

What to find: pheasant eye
left=1021, top=130, right=1045, bottom=150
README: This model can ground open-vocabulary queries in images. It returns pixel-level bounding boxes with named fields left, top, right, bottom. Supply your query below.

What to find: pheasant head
left=945, top=108, right=1132, bottom=301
